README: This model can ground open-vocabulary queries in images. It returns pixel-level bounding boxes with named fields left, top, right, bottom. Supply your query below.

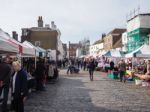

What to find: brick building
left=103, top=28, right=126, bottom=51
left=63, top=43, right=67, bottom=58
left=69, top=41, right=80, bottom=58
left=21, top=16, right=63, bottom=60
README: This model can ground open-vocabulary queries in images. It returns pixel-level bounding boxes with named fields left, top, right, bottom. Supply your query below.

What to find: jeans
left=67, top=66, right=72, bottom=74
left=120, top=71, right=126, bottom=82
left=12, top=96, right=24, bottom=112
left=89, top=70, right=94, bottom=81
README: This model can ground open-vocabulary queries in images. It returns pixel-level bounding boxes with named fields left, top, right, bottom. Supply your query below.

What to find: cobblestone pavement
left=25, top=70, right=150, bottom=112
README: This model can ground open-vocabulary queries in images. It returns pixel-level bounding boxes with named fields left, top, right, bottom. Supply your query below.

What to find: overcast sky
left=0, top=0, right=150, bottom=44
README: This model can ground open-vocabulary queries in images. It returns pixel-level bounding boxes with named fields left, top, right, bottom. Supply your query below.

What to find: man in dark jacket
left=0, top=57, right=12, bottom=112
left=11, top=61, right=28, bottom=112
left=35, top=59, right=46, bottom=91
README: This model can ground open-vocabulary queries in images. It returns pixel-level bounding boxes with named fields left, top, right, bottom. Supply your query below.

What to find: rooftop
left=93, top=39, right=103, bottom=45
left=127, top=13, right=150, bottom=22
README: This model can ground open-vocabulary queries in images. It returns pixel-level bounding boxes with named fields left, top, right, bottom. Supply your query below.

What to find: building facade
left=69, top=42, right=80, bottom=58
left=121, top=32, right=128, bottom=52
left=21, top=16, right=63, bottom=60
left=76, top=48, right=82, bottom=58
left=127, top=13, right=150, bottom=52
left=90, top=39, right=104, bottom=56
left=103, top=28, right=126, bottom=51
left=63, top=43, right=67, bottom=58
left=79, top=38, right=90, bottom=56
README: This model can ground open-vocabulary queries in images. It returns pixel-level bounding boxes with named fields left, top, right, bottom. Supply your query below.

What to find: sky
left=0, top=0, right=150, bottom=44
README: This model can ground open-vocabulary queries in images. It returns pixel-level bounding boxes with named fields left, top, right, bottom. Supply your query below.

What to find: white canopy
left=23, top=41, right=46, bottom=57
left=8, top=39, right=35, bottom=57
left=0, top=38, right=19, bottom=54
left=104, top=50, right=124, bottom=58
left=135, top=45, right=150, bottom=58
left=125, top=45, right=150, bottom=58
left=0, top=29, right=19, bottom=54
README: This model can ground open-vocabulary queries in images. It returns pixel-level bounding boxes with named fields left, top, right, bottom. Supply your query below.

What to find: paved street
left=25, top=70, right=150, bottom=112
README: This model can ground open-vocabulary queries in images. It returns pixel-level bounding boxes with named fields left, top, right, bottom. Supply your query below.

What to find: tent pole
left=35, top=50, right=37, bottom=69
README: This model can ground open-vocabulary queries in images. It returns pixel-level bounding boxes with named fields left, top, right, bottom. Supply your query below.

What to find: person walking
left=118, top=59, right=126, bottom=83
left=110, top=60, right=114, bottom=70
left=88, top=59, right=96, bottom=81
left=0, top=57, right=12, bottom=112
left=34, top=59, right=46, bottom=91
left=67, top=60, right=73, bottom=74
left=11, top=61, right=28, bottom=112
left=83, top=59, right=87, bottom=71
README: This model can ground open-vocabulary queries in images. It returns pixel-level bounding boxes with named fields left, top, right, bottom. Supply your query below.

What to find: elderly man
left=11, top=61, right=28, bottom=112
left=0, top=57, right=12, bottom=112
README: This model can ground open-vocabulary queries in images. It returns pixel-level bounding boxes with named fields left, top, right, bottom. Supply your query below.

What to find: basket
left=135, top=80, right=143, bottom=85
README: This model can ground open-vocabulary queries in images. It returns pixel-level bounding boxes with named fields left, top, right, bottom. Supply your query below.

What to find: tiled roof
left=107, top=28, right=126, bottom=35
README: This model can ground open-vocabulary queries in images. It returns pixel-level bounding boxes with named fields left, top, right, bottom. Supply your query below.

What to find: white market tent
left=0, top=37, right=19, bottom=54
left=104, top=50, right=124, bottom=58
left=135, top=45, right=150, bottom=58
left=0, top=29, right=35, bottom=56
left=0, top=29, right=19, bottom=54
left=9, top=39, right=35, bottom=57
left=23, top=41, right=46, bottom=57
left=125, top=45, right=150, bottom=58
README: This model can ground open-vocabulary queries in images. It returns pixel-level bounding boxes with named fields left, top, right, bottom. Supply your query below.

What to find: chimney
left=38, top=16, right=43, bottom=27
left=51, top=21, right=56, bottom=29
left=12, top=31, right=18, bottom=41
left=102, top=33, right=106, bottom=40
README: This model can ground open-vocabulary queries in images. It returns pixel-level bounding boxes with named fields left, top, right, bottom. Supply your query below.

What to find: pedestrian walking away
left=118, top=59, right=126, bottom=83
left=88, top=59, right=95, bottom=81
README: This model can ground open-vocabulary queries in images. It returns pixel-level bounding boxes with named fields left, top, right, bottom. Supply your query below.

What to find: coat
left=12, top=68, right=28, bottom=98
left=0, top=62, right=12, bottom=85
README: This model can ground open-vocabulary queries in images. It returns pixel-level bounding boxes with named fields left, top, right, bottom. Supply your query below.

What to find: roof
left=22, top=27, right=57, bottom=32
left=93, top=39, right=103, bottom=45
left=127, top=13, right=150, bottom=22
left=107, top=28, right=126, bottom=35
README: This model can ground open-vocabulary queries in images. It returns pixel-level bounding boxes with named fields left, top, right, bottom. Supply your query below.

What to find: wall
left=122, top=32, right=128, bottom=45
left=104, top=35, right=112, bottom=50
left=30, top=30, right=58, bottom=50
left=127, top=15, right=150, bottom=32
left=90, top=43, right=104, bottom=55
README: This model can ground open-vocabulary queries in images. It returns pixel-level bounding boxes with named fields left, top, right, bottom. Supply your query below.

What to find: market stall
left=23, top=41, right=46, bottom=57
left=0, top=29, right=19, bottom=54
left=0, top=38, right=19, bottom=54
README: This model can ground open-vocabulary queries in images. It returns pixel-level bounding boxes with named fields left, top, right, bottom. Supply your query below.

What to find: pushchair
left=71, top=66, right=80, bottom=74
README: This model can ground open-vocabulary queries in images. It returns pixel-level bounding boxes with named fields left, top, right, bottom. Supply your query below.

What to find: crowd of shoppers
left=0, top=56, right=59, bottom=112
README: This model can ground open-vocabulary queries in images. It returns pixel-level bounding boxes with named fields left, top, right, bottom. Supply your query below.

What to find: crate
left=108, top=72, right=118, bottom=79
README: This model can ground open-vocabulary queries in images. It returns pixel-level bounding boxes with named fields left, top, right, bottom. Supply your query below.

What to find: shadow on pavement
left=24, top=76, right=121, bottom=112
